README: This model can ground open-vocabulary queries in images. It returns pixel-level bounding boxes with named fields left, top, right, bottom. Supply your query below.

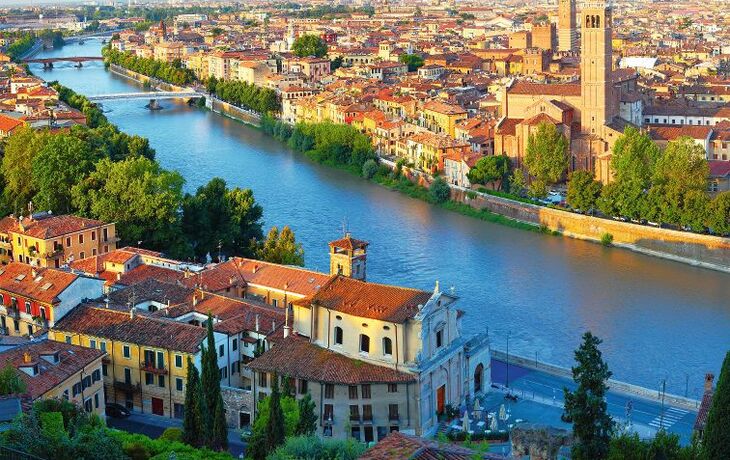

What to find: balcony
left=140, top=362, right=168, bottom=375
left=7, top=308, right=19, bottom=320
left=113, top=380, right=141, bottom=392
left=44, top=248, right=64, bottom=259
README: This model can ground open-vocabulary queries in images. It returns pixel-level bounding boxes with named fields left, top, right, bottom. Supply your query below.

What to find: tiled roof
left=299, top=275, right=432, bottom=323
left=108, top=279, right=194, bottom=307
left=694, top=389, right=713, bottom=432
left=709, top=160, right=730, bottom=178
left=359, top=431, right=507, bottom=460
left=0, top=340, right=104, bottom=400
left=115, top=264, right=186, bottom=287
left=0, top=214, right=107, bottom=240
left=0, top=114, right=23, bottom=133
left=53, top=305, right=206, bottom=353
left=329, top=235, right=369, bottom=250
left=247, top=336, right=415, bottom=384
left=509, top=81, right=581, bottom=97
left=0, top=263, right=81, bottom=305
left=649, top=125, right=712, bottom=141
left=423, top=100, right=467, bottom=115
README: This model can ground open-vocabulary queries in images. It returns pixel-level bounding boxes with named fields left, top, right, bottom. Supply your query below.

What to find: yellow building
left=0, top=213, right=118, bottom=268
left=421, top=100, right=468, bottom=138
left=153, top=42, right=184, bottom=63
left=50, top=305, right=212, bottom=418
left=0, top=340, right=106, bottom=416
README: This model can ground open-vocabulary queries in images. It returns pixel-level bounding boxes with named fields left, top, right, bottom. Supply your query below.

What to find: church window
left=334, top=326, right=343, bottom=345
left=359, top=334, right=370, bottom=354
left=383, top=337, right=393, bottom=356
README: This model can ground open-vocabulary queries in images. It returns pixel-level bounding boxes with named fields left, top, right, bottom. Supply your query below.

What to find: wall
left=208, top=97, right=261, bottom=127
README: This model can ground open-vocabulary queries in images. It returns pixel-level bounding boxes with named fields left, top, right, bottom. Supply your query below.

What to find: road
left=107, top=412, right=246, bottom=458
left=489, top=359, right=698, bottom=445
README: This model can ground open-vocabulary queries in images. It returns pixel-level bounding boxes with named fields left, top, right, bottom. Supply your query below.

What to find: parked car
left=105, top=403, right=131, bottom=418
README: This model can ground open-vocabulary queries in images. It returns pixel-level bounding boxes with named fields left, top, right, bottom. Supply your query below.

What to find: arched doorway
left=474, top=363, right=484, bottom=393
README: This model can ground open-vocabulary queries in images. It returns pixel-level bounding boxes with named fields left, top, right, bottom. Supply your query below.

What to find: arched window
left=586, top=15, right=591, bottom=27
left=334, top=326, right=343, bottom=345
left=359, top=334, right=370, bottom=353
left=596, top=16, right=600, bottom=28
left=383, top=337, right=393, bottom=356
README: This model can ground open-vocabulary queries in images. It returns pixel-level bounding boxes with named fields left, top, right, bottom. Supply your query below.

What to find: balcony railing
left=113, top=380, right=141, bottom=392
left=140, top=362, right=168, bottom=375
left=44, top=248, right=64, bottom=259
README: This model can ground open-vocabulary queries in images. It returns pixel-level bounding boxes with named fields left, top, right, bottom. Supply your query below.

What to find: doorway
left=437, top=385, right=446, bottom=415
left=151, top=397, right=164, bottom=416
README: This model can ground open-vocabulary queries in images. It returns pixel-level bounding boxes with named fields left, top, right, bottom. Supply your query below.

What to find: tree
left=708, top=192, right=730, bottom=235
left=702, top=351, right=730, bottom=459
left=206, top=76, right=218, bottom=94
left=509, top=168, right=527, bottom=196
left=525, top=122, right=569, bottom=196
left=294, top=393, right=318, bottom=436
left=267, top=436, right=366, bottom=460
left=200, top=314, right=227, bottom=451
left=0, top=363, right=26, bottom=395
left=182, top=357, right=203, bottom=447
left=71, top=156, right=188, bottom=256
left=398, top=53, right=425, bottom=72
left=1, top=127, right=50, bottom=214
left=254, top=226, right=305, bottom=266
left=567, top=170, right=602, bottom=213
left=265, top=375, right=286, bottom=453
left=430, top=177, right=451, bottom=204
left=467, top=155, right=511, bottom=190
left=563, top=332, right=614, bottom=460
left=292, top=34, right=328, bottom=58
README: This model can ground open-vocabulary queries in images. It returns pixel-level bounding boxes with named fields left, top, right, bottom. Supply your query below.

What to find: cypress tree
left=563, top=331, right=614, bottom=460
left=294, top=393, right=318, bottom=436
left=182, top=357, right=203, bottom=447
left=702, top=351, right=730, bottom=459
left=265, top=374, right=286, bottom=452
left=211, top=395, right=229, bottom=451
left=200, top=313, right=224, bottom=449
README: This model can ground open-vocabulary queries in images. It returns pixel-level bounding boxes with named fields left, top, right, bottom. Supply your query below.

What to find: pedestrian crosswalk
left=648, top=407, right=688, bottom=430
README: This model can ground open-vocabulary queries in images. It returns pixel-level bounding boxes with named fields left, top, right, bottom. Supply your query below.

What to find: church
left=494, top=1, right=642, bottom=183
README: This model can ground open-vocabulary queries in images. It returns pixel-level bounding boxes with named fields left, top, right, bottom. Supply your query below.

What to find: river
left=32, top=40, right=730, bottom=396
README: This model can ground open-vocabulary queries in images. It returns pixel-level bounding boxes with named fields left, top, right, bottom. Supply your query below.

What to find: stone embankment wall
left=491, top=350, right=700, bottom=411
left=108, top=64, right=186, bottom=92
left=381, top=158, right=730, bottom=272
left=207, top=97, right=261, bottom=126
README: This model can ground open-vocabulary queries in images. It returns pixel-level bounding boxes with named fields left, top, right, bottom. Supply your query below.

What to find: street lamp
left=506, top=330, right=510, bottom=389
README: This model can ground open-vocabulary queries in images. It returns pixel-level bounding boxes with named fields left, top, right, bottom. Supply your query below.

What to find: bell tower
left=580, top=1, right=613, bottom=136
left=558, top=0, right=576, bottom=52
left=328, top=233, right=368, bottom=281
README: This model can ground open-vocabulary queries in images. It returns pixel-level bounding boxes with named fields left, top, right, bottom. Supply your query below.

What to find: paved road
left=107, top=413, right=246, bottom=458
left=489, top=359, right=698, bottom=445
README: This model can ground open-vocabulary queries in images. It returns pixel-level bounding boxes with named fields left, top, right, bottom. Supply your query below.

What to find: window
left=259, top=372, right=267, bottom=388
left=94, top=393, right=100, bottom=409
left=72, top=382, right=82, bottom=397
left=100, top=342, right=106, bottom=352
left=219, top=344, right=224, bottom=357
left=92, top=369, right=101, bottom=382
left=145, top=373, right=154, bottom=386
left=66, top=237, right=71, bottom=247
left=27, top=325, right=33, bottom=335
left=323, top=404, right=334, bottom=423
left=174, top=403, right=185, bottom=419
left=90, top=339, right=97, bottom=349
left=158, top=375, right=165, bottom=388
left=349, top=405, right=360, bottom=421
left=63, top=389, right=69, bottom=400
left=102, top=364, right=107, bottom=377
left=232, top=338, right=238, bottom=351
left=24, top=301, right=31, bottom=314
left=334, top=326, right=343, bottom=345
left=324, top=384, right=334, bottom=399
left=79, top=252, right=85, bottom=259
left=13, top=320, right=18, bottom=332
left=124, top=368, right=131, bottom=384
left=271, top=299, right=278, bottom=307
left=362, top=404, right=373, bottom=421
left=91, top=231, right=96, bottom=241
left=383, top=337, right=392, bottom=356
left=436, top=330, right=443, bottom=348
left=298, top=379, right=308, bottom=394
left=84, top=398, right=92, bottom=413
left=389, top=404, right=399, bottom=421
left=359, top=334, right=370, bottom=354
left=388, top=383, right=398, bottom=393
left=123, top=345, right=131, bottom=358
left=175, top=354, right=183, bottom=368
left=361, top=384, right=371, bottom=399
left=349, top=385, right=358, bottom=399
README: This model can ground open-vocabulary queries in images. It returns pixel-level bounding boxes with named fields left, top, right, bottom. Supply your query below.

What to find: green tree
left=254, top=226, right=305, bottom=266
left=524, top=122, right=569, bottom=196
left=0, top=363, right=26, bottom=395
left=181, top=177, right=264, bottom=260
left=398, top=53, right=425, bottom=72
left=708, top=192, right=730, bottom=235
left=207, top=76, right=218, bottom=94
left=430, top=177, right=451, bottom=204
left=291, top=34, right=328, bottom=58
left=71, top=156, right=188, bottom=256
left=267, top=435, right=366, bottom=460
left=509, top=168, right=527, bottom=196
left=32, top=133, right=97, bottom=214
left=294, top=393, right=318, bottom=436
left=266, top=375, right=286, bottom=453
left=702, top=351, right=730, bottom=459
left=467, top=155, right=511, bottom=190
left=182, top=357, right=203, bottom=447
left=200, top=314, right=227, bottom=451
left=563, top=331, right=614, bottom=460
left=567, top=170, right=602, bottom=213
left=1, top=127, right=50, bottom=214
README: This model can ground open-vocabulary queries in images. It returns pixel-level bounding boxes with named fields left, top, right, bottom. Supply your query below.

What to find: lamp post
left=506, top=330, right=510, bottom=389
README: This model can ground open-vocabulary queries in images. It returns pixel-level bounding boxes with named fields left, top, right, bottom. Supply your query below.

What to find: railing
left=140, top=361, right=168, bottom=375
left=113, top=380, right=141, bottom=392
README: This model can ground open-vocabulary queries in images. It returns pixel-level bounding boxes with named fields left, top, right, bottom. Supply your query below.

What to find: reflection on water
left=33, top=40, right=730, bottom=397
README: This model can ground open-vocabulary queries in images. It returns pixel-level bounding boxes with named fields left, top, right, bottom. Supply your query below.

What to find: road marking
left=648, top=407, right=688, bottom=429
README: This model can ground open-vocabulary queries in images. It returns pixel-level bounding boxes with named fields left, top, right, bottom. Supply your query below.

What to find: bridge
left=23, top=56, right=103, bottom=68
left=86, top=91, right=202, bottom=102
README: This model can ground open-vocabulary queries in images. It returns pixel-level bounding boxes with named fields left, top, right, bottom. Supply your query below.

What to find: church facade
left=495, top=1, right=641, bottom=183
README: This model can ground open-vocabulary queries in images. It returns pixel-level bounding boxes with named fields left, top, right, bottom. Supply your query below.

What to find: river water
left=32, top=40, right=730, bottom=396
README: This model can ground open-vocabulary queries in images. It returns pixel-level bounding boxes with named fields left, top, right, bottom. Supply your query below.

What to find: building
left=360, top=431, right=506, bottom=459
left=421, top=100, right=468, bottom=138
left=0, top=212, right=118, bottom=268
left=49, top=304, right=223, bottom=419
left=246, top=235, right=491, bottom=441
left=0, top=340, right=105, bottom=416
left=693, top=374, right=715, bottom=440
left=0, top=262, right=104, bottom=337
left=558, top=0, right=577, bottom=52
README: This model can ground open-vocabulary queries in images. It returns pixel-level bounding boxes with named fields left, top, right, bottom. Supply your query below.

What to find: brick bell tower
left=558, top=0, right=577, bottom=52
left=580, top=1, right=613, bottom=136
left=328, top=233, right=368, bottom=281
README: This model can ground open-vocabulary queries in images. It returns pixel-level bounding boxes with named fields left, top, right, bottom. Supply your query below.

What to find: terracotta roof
left=423, top=100, right=467, bottom=115
left=0, top=263, right=82, bottom=305
left=709, top=160, right=730, bottom=178
left=108, top=279, right=193, bottom=307
left=0, top=114, right=23, bottom=133
left=649, top=125, right=713, bottom=141
left=53, top=305, right=206, bottom=353
left=329, top=235, right=369, bottom=250
left=0, top=214, right=108, bottom=240
left=247, top=335, right=415, bottom=384
left=509, top=81, right=581, bottom=97
left=359, top=431, right=507, bottom=460
left=0, top=340, right=104, bottom=400
left=115, top=264, right=186, bottom=287
left=694, top=389, right=713, bottom=432
left=299, top=275, right=432, bottom=323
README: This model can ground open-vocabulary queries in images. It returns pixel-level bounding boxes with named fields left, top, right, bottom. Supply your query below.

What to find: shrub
left=362, top=159, right=378, bottom=179
left=429, top=177, right=451, bottom=204
left=600, top=232, right=613, bottom=247
left=158, top=427, right=183, bottom=443
left=124, top=442, right=151, bottom=460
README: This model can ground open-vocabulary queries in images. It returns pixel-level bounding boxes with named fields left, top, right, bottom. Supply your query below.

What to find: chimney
left=283, top=305, right=290, bottom=338
left=252, top=265, right=258, bottom=274
left=129, top=308, right=135, bottom=319
left=271, top=320, right=276, bottom=332
left=23, top=352, right=32, bottom=363
left=116, top=272, right=122, bottom=281
left=193, top=295, right=198, bottom=306
left=255, top=314, right=260, bottom=332
left=705, top=373, right=715, bottom=393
